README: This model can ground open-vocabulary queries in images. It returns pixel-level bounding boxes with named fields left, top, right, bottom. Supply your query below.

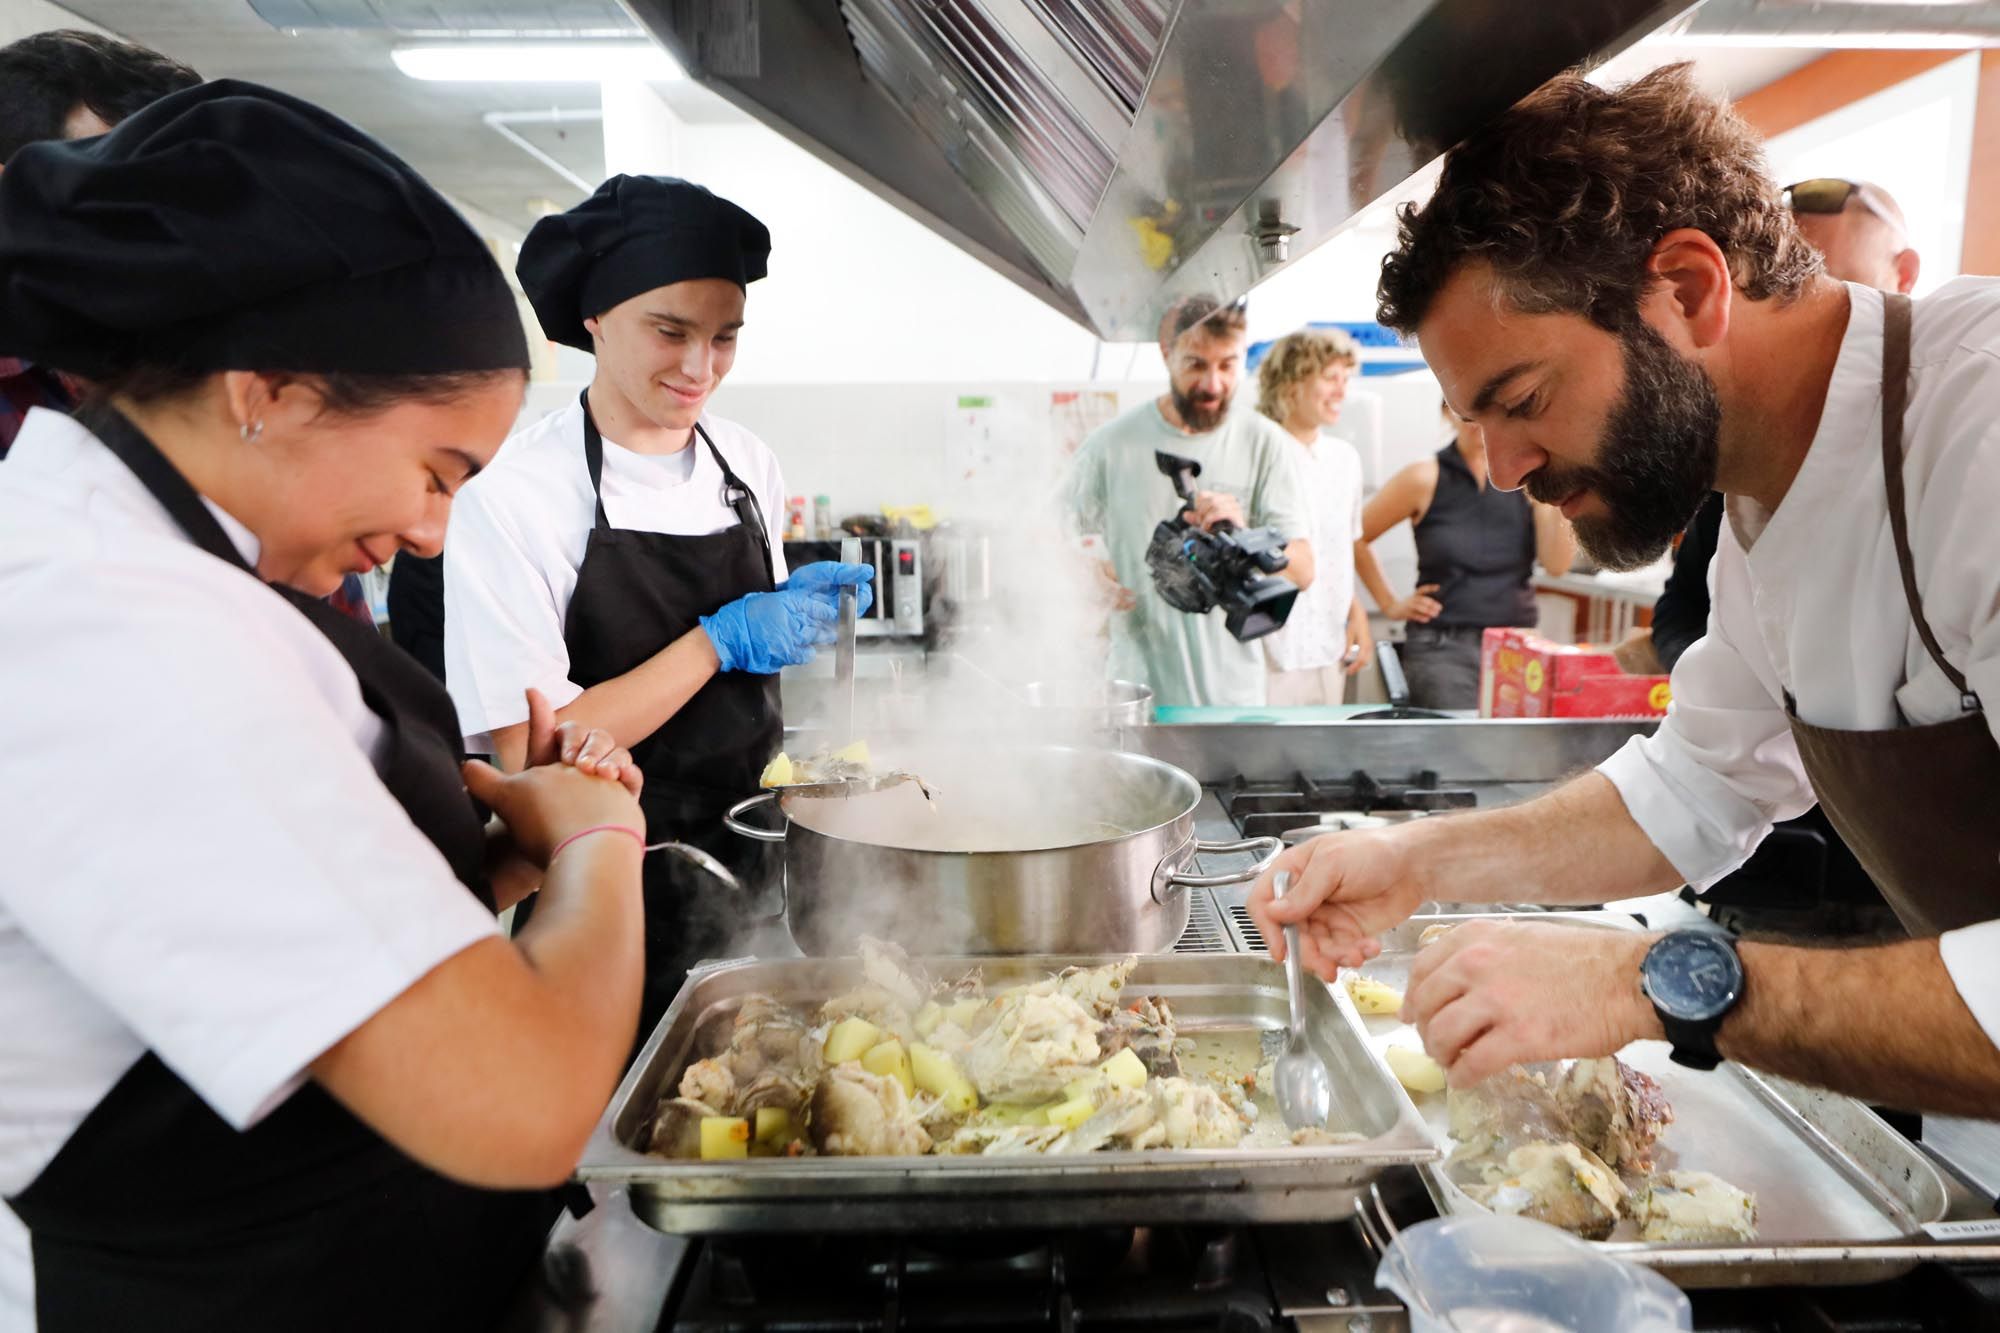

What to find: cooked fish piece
left=939, top=1123, right=1064, bottom=1155
left=1054, top=957, right=1136, bottom=1017
left=645, top=1097, right=722, bottom=1158
left=1553, top=1057, right=1674, bottom=1172
left=734, top=1069, right=810, bottom=1122
left=1152, top=1077, right=1249, bottom=1149
left=808, top=1065, right=932, bottom=1157
left=1417, top=923, right=1456, bottom=949
left=719, top=1001, right=818, bottom=1083
left=963, top=990, right=1101, bottom=1104
left=1465, top=1141, right=1627, bottom=1241
left=1050, top=1087, right=1163, bottom=1154
left=1633, top=1170, right=1758, bottom=1243
left=858, top=936, right=930, bottom=1012
left=818, top=984, right=917, bottom=1044
left=1446, top=1066, right=1572, bottom=1146
left=1096, top=996, right=1183, bottom=1078
left=679, top=1058, right=736, bottom=1110
left=1291, top=1128, right=1367, bottom=1146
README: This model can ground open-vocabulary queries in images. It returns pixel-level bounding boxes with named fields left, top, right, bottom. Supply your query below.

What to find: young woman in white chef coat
left=444, top=176, right=871, bottom=1042
left=0, top=82, right=654, bottom=1331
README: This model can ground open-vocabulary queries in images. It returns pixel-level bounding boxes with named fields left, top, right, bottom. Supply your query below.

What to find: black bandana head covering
left=0, top=79, right=527, bottom=379
left=516, top=174, right=769, bottom=351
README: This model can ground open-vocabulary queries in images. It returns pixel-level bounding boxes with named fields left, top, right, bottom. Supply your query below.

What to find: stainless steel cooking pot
left=723, top=746, right=1277, bottom=956
left=1018, top=678, right=1154, bottom=731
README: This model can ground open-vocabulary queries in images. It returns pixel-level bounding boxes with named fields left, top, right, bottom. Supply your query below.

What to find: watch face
left=1644, top=932, right=1742, bottom=1023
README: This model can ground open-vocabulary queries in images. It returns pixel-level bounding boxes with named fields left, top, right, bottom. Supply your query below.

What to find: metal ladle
left=1273, top=869, right=1334, bottom=1132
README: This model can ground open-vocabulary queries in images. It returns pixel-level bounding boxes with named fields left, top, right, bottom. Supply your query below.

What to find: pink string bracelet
left=548, top=824, right=647, bottom=863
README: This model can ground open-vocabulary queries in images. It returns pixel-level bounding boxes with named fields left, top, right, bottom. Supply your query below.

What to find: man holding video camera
left=1067, top=295, right=1314, bottom=708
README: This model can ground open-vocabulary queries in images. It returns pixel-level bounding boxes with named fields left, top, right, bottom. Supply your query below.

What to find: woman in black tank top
left=1355, top=405, right=1576, bottom=709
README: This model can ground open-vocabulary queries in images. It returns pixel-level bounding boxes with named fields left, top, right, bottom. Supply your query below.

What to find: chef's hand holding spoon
left=1247, top=828, right=1430, bottom=979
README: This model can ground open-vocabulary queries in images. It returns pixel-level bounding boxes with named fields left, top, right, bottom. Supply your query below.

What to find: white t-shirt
left=1596, top=278, right=2000, bottom=1046
left=444, top=399, right=788, bottom=754
left=1264, top=431, right=1364, bottom=673
left=0, top=411, right=500, bottom=1326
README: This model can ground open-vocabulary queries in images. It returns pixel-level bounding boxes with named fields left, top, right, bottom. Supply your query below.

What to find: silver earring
left=240, top=420, right=264, bottom=443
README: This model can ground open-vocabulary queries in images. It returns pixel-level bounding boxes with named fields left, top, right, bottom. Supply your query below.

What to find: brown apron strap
left=1878, top=293, right=1978, bottom=711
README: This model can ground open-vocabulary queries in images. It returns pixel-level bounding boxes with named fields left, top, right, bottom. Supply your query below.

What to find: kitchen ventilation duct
left=625, top=0, right=1694, bottom=339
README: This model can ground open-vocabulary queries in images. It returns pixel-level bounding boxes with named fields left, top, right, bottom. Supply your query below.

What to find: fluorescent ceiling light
left=391, top=43, right=683, bottom=83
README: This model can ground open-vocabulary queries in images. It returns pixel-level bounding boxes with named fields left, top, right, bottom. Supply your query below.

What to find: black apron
left=6, top=409, right=557, bottom=1332
left=1783, top=292, right=2000, bottom=936
left=560, top=391, right=782, bottom=1044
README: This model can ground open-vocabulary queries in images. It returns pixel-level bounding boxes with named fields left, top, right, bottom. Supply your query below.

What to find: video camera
left=1143, top=451, right=1298, bottom=642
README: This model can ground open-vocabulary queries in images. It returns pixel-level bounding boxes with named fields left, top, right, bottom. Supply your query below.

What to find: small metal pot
left=723, top=746, right=1277, bottom=956
left=1019, top=678, right=1155, bottom=730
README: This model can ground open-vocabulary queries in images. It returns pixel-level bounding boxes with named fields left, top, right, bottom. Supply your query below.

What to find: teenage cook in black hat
left=442, top=175, right=870, bottom=1045
left=0, top=81, right=653, bottom=1330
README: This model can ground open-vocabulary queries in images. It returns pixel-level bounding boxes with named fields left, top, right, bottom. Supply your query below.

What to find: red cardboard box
left=1479, top=627, right=1671, bottom=719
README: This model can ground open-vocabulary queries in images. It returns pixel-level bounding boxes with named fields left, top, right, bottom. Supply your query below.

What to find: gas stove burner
left=1220, top=769, right=1478, bottom=840
left=663, top=1223, right=1285, bottom=1332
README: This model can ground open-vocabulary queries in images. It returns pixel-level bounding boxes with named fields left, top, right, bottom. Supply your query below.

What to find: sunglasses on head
left=1783, top=177, right=1901, bottom=234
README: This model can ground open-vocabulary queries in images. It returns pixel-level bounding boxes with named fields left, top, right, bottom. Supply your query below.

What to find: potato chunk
left=700, top=1116, right=751, bottom=1159
left=1343, top=974, right=1405, bottom=1016
left=824, top=1016, right=884, bottom=1065
left=862, top=1038, right=917, bottom=1096
left=753, top=1107, right=794, bottom=1146
left=1045, top=1095, right=1097, bottom=1132
left=1385, top=1046, right=1448, bottom=1095
left=1099, top=1047, right=1149, bottom=1090
left=910, top=1042, right=979, bottom=1114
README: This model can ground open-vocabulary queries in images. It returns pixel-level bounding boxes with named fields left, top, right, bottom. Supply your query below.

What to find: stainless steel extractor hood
left=624, top=1, right=1690, bottom=339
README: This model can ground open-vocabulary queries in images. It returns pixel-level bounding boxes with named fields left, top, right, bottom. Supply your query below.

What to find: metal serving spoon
left=1273, top=869, right=1334, bottom=1132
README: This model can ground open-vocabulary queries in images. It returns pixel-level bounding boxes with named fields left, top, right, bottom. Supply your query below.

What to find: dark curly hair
left=0, top=30, right=201, bottom=164
left=1378, top=64, right=1822, bottom=336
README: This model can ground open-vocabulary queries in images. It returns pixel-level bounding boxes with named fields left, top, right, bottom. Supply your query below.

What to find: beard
left=1525, top=322, right=1721, bottom=571
left=1172, top=383, right=1231, bottom=433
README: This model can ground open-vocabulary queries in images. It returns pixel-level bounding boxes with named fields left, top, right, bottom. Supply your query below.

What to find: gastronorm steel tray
left=576, top=952, right=1440, bottom=1234
left=1353, top=913, right=1952, bottom=1287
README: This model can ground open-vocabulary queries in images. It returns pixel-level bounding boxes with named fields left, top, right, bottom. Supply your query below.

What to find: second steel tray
left=1352, top=913, right=1950, bottom=1287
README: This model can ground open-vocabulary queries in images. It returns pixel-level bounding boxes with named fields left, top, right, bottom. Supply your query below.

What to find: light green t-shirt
left=1066, top=401, right=1310, bottom=707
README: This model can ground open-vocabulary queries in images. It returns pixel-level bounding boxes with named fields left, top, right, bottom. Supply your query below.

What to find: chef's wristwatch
left=1639, top=928, right=1744, bottom=1071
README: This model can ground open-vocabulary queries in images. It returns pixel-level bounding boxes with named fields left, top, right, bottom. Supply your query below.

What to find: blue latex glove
left=784, top=561, right=876, bottom=618
left=700, top=587, right=840, bottom=674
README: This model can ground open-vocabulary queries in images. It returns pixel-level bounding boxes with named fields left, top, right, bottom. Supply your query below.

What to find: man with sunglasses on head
left=1251, top=65, right=2000, bottom=1118
left=1785, top=177, right=1921, bottom=302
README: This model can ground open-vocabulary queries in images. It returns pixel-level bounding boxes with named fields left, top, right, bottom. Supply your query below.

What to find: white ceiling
left=34, top=0, right=748, bottom=234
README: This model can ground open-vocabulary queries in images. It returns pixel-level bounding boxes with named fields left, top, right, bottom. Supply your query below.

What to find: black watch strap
left=1645, top=929, right=1741, bottom=1071
left=1660, top=1013, right=1723, bottom=1071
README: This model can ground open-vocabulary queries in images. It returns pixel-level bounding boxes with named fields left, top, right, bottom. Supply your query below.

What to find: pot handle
left=722, top=791, right=787, bottom=843
left=1153, top=836, right=1283, bottom=901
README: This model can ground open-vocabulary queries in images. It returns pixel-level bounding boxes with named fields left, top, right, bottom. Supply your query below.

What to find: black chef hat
left=517, top=174, right=769, bottom=351
left=0, top=79, right=527, bottom=380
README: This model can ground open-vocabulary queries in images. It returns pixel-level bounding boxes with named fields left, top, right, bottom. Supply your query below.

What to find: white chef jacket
left=1597, top=278, right=2000, bottom=1044
left=443, top=399, right=788, bottom=754
left=1264, top=431, right=1365, bottom=673
left=0, top=411, right=500, bottom=1326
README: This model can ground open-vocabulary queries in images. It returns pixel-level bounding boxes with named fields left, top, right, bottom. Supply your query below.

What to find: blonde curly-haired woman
left=1255, top=329, right=1372, bottom=705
